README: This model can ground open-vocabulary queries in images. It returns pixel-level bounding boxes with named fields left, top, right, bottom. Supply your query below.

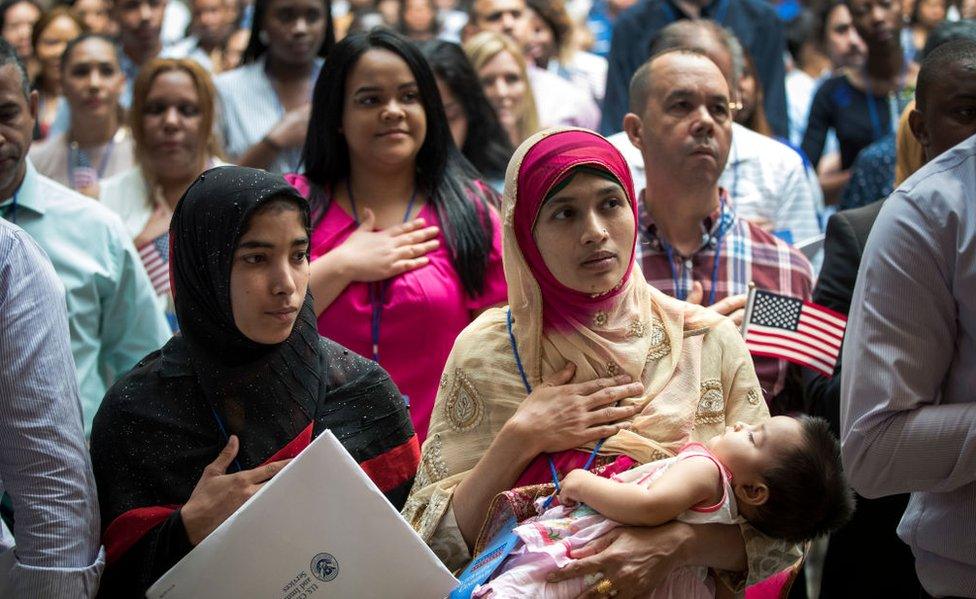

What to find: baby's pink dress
left=474, top=443, right=741, bottom=599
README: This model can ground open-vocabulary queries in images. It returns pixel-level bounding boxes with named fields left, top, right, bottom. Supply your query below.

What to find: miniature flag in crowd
left=70, top=166, right=98, bottom=192
left=138, top=234, right=171, bottom=297
left=742, top=287, right=847, bottom=377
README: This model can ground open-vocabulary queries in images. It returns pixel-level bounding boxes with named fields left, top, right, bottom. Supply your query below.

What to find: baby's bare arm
left=558, top=457, right=723, bottom=527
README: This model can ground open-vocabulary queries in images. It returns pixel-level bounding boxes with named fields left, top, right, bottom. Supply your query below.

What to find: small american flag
left=742, top=288, right=847, bottom=377
left=70, top=166, right=98, bottom=191
left=138, top=233, right=171, bottom=297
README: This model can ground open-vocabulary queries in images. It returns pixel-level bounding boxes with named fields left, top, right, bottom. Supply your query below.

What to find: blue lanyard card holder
left=450, top=514, right=521, bottom=599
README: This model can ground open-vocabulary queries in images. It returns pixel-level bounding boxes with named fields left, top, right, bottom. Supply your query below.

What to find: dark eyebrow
left=353, top=82, right=417, bottom=94
left=236, top=237, right=309, bottom=251
left=595, top=184, right=623, bottom=195
left=663, top=89, right=694, bottom=103
left=543, top=196, right=574, bottom=208
left=236, top=240, right=274, bottom=250
left=662, top=89, right=729, bottom=104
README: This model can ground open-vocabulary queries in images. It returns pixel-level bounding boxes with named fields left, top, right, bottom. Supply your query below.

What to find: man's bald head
left=623, top=50, right=733, bottom=189
left=629, top=45, right=732, bottom=115
left=629, top=19, right=742, bottom=113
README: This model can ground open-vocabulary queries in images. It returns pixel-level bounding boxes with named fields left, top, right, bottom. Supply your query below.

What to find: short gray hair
left=0, top=38, right=31, bottom=98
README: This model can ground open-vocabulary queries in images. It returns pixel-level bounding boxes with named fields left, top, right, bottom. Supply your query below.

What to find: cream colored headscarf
left=404, top=129, right=775, bottom=576
left=502, top=127, right=701, bottom=460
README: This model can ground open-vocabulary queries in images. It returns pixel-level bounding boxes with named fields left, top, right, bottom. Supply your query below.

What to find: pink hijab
left=503, top=128, right=691, bottom=480
left=512, top=129, right=639, bottom=332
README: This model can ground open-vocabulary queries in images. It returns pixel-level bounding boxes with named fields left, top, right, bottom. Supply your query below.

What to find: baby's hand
left=558, top=469, right=595, bottom=506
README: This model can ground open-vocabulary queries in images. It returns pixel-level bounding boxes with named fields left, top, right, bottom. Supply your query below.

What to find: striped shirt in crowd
left=215, top=56, right=323, bottom=175
left=841, top=134, right=976, bottom=598
left=635, top=190, right=814, bottom=404
left=0, top=218, right=103, bottom=598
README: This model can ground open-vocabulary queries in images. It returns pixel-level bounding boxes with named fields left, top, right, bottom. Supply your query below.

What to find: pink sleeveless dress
left=475, top=443, right=741, bottom=599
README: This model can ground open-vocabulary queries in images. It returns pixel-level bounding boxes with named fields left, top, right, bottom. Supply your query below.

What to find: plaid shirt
left=636, top=190, right=814, bottom=402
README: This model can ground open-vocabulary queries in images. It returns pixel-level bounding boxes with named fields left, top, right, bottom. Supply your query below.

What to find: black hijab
left=91, top=166, right=419, bottom=596
left=171, top=165, right=323, bottom=468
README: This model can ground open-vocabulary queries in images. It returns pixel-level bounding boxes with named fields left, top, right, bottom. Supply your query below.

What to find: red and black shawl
left=89, top=167, right=419, bottom=597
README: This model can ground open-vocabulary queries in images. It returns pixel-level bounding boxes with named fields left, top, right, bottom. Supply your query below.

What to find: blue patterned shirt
left=0, top=218, right=104, bottom=597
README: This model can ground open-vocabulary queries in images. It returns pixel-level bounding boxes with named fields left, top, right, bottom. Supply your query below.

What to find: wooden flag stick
left=740, top=281, right=757, bottom=337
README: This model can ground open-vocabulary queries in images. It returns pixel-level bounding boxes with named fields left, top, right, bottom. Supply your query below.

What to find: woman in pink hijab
left=404, top=128, right=802, bottom=597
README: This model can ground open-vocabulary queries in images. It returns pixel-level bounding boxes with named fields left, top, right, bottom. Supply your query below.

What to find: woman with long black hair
left=90, top=166, right=418, bottom=597
left=419, top=39, right=513, bottom=190
left=286, top=29, right=507, bottom=442
left=214, top=0, right=333, bottom=173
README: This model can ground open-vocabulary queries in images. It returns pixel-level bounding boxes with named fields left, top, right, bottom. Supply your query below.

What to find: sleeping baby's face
left=706, top=416, right=804, bottom=486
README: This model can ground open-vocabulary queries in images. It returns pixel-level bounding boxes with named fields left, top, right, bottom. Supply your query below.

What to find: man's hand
left=686, top=281, right=747, bottom=327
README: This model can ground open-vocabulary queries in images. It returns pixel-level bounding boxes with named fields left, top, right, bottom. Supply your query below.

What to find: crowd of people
left=0, top=0, right=974, bottom=596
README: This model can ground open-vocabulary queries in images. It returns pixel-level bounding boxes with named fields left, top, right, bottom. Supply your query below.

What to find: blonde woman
left=99, top=58, right=225, bottom=328
left=464, top=31, right=540, bottom=148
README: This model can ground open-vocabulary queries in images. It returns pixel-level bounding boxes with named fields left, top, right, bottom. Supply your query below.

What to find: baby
left=474, top=415, right=854, bottom=598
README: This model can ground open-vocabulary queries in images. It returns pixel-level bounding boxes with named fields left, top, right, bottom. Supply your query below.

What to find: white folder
left=146, top=430, right=457, bottom=599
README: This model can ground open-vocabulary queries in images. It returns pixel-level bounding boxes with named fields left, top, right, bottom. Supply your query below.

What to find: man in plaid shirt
left=621, top=47, right=814, bottom=408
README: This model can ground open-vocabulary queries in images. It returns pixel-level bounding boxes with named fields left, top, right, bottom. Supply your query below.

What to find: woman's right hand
left=266, top=103, right=313, bottom=150
left=325, top=208, right=441, bottom=283
left=180, top=436, right=291, bottom=546
left=133, top=201, right=173, bottom=249
left=505, top=363, right=644, bottom=455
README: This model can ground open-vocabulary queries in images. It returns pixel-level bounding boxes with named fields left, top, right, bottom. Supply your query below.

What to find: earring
left=258, top=30, right=270, bottom=45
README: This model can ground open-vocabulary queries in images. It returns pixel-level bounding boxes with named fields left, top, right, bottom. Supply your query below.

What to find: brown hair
left=737, top=50, right=773, bottom=138
left=129, top=58, right=224, bottom=185
left=31, top=6, right=84, bottom=51
left=525, top=0, right=574, bottom=64
left=31, top=6, right=84, bottom=88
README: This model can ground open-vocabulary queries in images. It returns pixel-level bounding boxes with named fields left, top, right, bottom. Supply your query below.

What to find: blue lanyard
left=209, top=407, right=244, bottom=473
left=1, top=191, right=19, bottom=224
left=451, top=311, right=609, bottom=599
left=506, top=308, right=606, bottom=509
left=863, top=82, right=886, bottom=142
left=862, top=74, right=903, bottom=142
left=346, top=181, right=418, bottom=364
left=659, top=200, right=728, bottom=305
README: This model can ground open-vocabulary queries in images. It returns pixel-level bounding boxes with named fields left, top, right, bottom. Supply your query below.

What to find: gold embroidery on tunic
left=628, top=319, right=646, bottom=338
left=417, top=492, right=449, bottom=539
left=645, top=320, right=671, bottom=362
left=697, top=379, right=725, bottom=424
left=593, top=311, right=609, bottom=327
left=746, top=388, right=762, bottom=405
left=414, top=433, right=449, bottom=490
left=445, top=370, right=485, bottom=432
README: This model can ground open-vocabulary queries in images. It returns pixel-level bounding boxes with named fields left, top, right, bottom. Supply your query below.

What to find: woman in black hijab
left=90, top=166, right=419, bottom=596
